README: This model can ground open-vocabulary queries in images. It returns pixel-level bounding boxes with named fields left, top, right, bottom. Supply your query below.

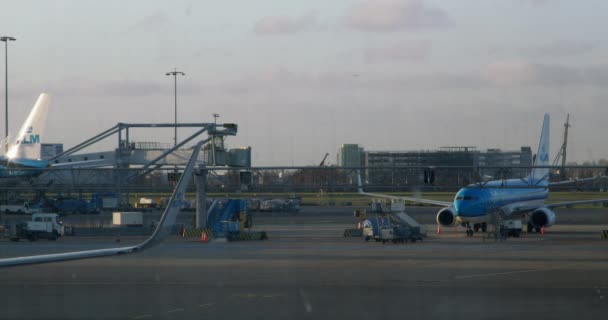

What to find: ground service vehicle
left=10, top=213, right=63, bottom=241
left=0, top=202, right=38, bottom=214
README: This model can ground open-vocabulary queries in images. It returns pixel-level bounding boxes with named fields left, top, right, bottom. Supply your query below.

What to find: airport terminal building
left=338, top=144, right=532, bottom=187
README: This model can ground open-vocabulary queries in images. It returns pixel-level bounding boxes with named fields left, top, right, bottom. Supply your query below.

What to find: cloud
left=482, top=60, right=608, bottom=87
left=363, top=41, right=431, bottom=62
left=343, top=0, right=452, bottom=32
left=489, top=41, right=595, bottom=59
left=219, top=62, right=608, bottom=95
left=520, top=0, right=553, bottom=5
left=20, top=78, right=202, bottom=98
left=127, top=12, right=171, bottom=33
left=253, top=11, right=318, bottom=35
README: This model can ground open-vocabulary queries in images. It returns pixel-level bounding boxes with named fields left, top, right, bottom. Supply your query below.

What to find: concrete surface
left=0, top=207, right=607, bottom=319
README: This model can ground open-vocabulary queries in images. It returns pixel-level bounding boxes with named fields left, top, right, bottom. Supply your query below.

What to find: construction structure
left=556, top=114, right=571, bottom=181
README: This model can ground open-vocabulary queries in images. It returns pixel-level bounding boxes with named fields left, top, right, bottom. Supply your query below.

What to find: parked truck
left=92, top=192, right=120, bottom=211
left=112, top=212, right=143, bottom=226
left=0, top=202, right=38, bottom=214
left=10, top=213, right=63, bottom=241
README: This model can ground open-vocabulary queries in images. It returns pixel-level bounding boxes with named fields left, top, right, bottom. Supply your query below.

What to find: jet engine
left=436, top=207, right=458, bottom=227
left=529, top=207, right=556, bottom=228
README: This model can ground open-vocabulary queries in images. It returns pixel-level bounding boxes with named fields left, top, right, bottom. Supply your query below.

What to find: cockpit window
left=457, top=196, right=478, bottom=201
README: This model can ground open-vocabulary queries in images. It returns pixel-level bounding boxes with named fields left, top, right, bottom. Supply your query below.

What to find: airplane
left=0, top=93, right=107, bottom=178
left=0, top=93, right=51, bottom=177
left=358, top=114, right=608, bottom=236
left=0, top=140, right=205, bottom=267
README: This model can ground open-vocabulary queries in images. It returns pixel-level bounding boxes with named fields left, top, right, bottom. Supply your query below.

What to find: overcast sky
left=1, top=0, right=607, bottom=165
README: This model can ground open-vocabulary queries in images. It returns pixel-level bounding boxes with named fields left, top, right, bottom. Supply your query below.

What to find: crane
left=319, top=153, right=330, bottom=167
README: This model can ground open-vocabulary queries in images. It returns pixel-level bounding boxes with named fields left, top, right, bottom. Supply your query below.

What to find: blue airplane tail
left=528, top=114, right=550, bottom=186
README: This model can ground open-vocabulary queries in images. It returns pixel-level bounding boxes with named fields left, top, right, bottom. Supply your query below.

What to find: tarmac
left=0, top=206, right=607, bottom=319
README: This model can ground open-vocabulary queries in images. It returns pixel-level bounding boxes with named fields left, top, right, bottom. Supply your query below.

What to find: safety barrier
left=230, top=231, right=268, bottom=241
left=181, top=227, right=214, bottom=239
left=181, top=227, right=268, bottom=241
left=343, top=228, right=362, bottom=237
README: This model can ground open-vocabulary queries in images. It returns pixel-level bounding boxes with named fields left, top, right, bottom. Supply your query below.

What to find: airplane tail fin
left=6, top=93, right=50, bottom=160
left=528, top=113, right=550, bottom=186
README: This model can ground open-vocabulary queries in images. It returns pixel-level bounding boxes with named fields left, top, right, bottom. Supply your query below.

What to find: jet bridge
left=27, top=122, right=244, bottom=228
left=35, top=122, right=245, bottom=186
left=49, top=122, right=239, bottom=167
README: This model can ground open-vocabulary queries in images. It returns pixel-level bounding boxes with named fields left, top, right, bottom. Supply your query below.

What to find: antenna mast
left=560, top=114, right=570, bottom=181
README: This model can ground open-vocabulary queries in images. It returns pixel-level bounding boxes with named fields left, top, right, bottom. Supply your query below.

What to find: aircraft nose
left=454, top=202, right=464, bottom=216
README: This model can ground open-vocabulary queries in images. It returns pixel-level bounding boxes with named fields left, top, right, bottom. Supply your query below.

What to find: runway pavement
left=0, top=207, right=607, bottom=319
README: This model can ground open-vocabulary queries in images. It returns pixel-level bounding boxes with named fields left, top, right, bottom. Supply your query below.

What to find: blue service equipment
left=206, top=199, right=249, bottom=237
left=362, top=215, right=392, bottom=240
left=54, top=197, right=97, bottom=214
left=91, top=192, right=120, bottom=210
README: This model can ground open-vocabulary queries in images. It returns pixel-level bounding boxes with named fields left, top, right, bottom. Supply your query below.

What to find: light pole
left=165, top=68, right=185, bottom=146
left=1, top=36, right=16, bottom=153
left=211, top=113, right=220, bottom=165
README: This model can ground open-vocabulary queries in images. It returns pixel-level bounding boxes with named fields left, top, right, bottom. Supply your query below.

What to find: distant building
left=365, top=147, right=478, bottom=186
left=40, top=143, right=64, bottom=160
left=352, top=145, right=532, bottom=187
left=337, top=144, right=365, bottom=183
left=477, top=147, right=532, bottom=179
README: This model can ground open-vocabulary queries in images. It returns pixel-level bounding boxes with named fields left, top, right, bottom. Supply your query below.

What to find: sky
left=1, top=0, right=608, bottom=165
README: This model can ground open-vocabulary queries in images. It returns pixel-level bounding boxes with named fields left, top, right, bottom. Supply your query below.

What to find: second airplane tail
left=5, top=93, right=50, bottom=160
left=528, top=113, right=550, bottom=186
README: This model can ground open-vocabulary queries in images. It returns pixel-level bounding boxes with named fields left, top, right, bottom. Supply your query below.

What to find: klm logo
left=21, top=134, right=40, bottom=144
left=19, top=126, right=40, bottom=144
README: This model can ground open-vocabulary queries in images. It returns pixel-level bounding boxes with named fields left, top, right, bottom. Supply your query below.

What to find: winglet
left=0, top=140, right=205, bottom=267
left=139, top=140, right=204, bottom=250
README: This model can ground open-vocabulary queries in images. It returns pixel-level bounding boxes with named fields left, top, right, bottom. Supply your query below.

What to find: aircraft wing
left=0, top=141, right=204, bottom=268
left=50, top=159, right=108, bottom=168
left=545, top=198, right=608, bottom=209
left=359, top=190, right=452, bottom=207
left=549, top=176, right=608, bottom=186
left=356, top=172, right=451, bottom=207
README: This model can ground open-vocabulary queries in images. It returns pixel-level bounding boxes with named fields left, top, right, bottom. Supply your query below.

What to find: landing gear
left=481, top=223, right=487, bottom=233
left=463, top=223, right=475, bottom=237
left=526, top=222, right=542, bottom=233
left=473, top=223, right=480, bottom=233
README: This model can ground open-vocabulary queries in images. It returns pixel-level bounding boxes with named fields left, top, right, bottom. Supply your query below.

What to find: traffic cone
left=541, top=226, right=545, bottom=236
left=201, top=231, right=209, bottom=242
left=437, top=225, right=441, bottom=235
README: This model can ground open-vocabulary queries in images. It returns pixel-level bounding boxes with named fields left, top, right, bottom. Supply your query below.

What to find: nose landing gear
left=465, top=223, right=487, bottom=237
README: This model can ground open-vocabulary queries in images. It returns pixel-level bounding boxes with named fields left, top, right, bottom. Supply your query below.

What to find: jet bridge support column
left=195, top=163, right=208, bottom=229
